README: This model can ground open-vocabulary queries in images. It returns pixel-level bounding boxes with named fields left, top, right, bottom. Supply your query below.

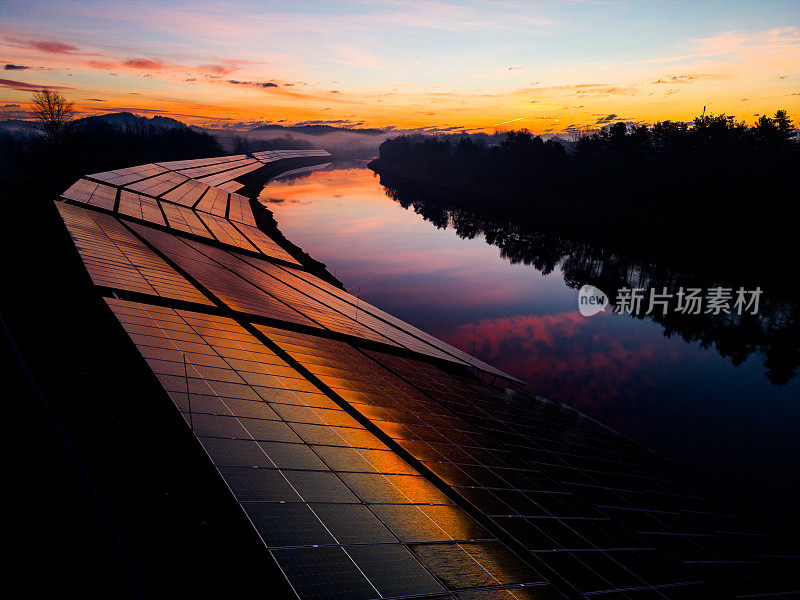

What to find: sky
left=1, top=0, right=799, bottom=133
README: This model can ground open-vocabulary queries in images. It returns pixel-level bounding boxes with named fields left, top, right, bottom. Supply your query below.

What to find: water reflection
left=260, top=164, right=800, bottom=541
left=383, top=181, right=800, bottom=386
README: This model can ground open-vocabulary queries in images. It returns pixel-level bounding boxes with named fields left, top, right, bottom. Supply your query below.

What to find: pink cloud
left=0, top=78, right=73, bottom=92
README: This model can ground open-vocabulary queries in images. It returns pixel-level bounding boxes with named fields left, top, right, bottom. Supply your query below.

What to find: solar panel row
left=155, top=155, right=249, bottom=171
left=197, top=161, right=263, bottom=187
left=274, top=263, right=518, bottom=381
left=105, top=298, right=561, bottom=600
left=88, top=163, right=169, bottom=186
left=177, top=157, right=255, bottom=179
left=61, top=170, right=298, bottom=264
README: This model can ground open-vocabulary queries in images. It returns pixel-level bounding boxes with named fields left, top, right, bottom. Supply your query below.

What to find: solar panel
left=227, top=193, right=257, bottom=227
left=230, top=222, right=300, bottom=264
left=245, top=260, right=509, bottom=374
left=215, top=180, right=245, bottom=193
left=179, top=240, right=399, bottom=344
left=55, top=202, right=212, bottom=305
left=88, top=163, right=169, bottom=186
left=125, top=171, right=190, bottom=196
left=103, top=298, right=559, bottom=599
left=126, top=224, right=319, bottom=327
left=197, top=161, right=263, bottom=187
left=156, top=155, right=248, bottom=171
left=178, top=157, right=253, bottom=178
left=118, top=190, right=165, bottom=225
left=195, top=186, right=229, bottom=217
left=61, top=179, right=117, bottom=211
left=158, top=202, right=212, bottom=237
left=160, top=180, right=208, bottom=207
left=196, top=212, right=259, bottom=253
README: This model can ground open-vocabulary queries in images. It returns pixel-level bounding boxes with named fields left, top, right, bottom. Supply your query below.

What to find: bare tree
left=31, top=89, right=74, bottom=141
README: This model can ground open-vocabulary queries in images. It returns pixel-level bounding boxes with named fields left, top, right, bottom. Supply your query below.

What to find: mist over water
left=260, top=161, right=800, bottom=543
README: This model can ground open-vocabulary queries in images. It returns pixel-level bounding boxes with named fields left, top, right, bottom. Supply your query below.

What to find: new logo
left=578, top=285, right=608, bottom=316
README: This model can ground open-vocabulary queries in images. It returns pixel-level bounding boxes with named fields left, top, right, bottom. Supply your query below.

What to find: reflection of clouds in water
left=382, top=179, right=800, bottom=386
left=444, top=310, right=685, bottom=432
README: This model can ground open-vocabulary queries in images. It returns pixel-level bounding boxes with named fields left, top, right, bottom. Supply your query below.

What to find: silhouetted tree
left=31, top=89, right=74, bottom=142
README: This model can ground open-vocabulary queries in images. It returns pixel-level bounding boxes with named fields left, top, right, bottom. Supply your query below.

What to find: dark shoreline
left=367, top=158, right=797, bottom=292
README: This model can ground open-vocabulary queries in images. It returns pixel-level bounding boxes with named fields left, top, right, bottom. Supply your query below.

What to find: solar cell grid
left=197, top=212, right=259, bottom=252
left=194, top=186, right=229, bottom=216
left=227, top=192, right=257, bottom=227
left=157, top=155, right=248, bottom=171
left=157, top=202, right=211, bottom=237
left=88, top=163, right=169, bottom=186
left=56, top=202, right=211, bottom=304
left=104, top=298, right=560, bottom=599
left=256, top=327, right=732, bottom=598
left=61, top=178, right=117, bottom=210
left=160, top=179, right=208, bottom=207
left=118, top=190, right=165, bottom=225
left=127, top=224, right=319, bottom=327
left=231, top=222, right=300, bottom=264
left=181, top=239, right=398, bottom=343
left=125, top=171, right=189, bottom=196
left=197, top=161, right=263, bottom=187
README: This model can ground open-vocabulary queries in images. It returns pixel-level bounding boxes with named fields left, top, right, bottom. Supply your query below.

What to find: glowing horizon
left=2, top=1, right=799, bottom=134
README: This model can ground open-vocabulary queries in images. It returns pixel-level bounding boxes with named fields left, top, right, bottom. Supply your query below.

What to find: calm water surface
left=260, top=162, right=800, bottom=541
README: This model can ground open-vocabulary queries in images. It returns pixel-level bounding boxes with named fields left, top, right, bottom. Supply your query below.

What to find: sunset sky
left=2, top=0, right=799, bottom=133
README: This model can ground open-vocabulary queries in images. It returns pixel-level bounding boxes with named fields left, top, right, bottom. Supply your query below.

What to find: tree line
left=377, top=110, right=798, bottom=204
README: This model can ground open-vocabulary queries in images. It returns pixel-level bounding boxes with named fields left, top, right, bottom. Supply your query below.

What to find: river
left=259, top=160, right=800, bottom=544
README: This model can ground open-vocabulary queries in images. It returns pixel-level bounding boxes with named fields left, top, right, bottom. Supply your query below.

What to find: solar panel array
left=105, top=298, right=558, bottom=600
left=53, top=152, right=799, bottom=599
left=62, top=153, right=301, bottom=264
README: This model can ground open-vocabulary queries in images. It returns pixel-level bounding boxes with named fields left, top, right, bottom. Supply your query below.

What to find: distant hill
left=70, top=112, right=187, bottom=129
left=249, top=123, right=385, bottom=136
left=0, top=119, right=41, bottom=133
